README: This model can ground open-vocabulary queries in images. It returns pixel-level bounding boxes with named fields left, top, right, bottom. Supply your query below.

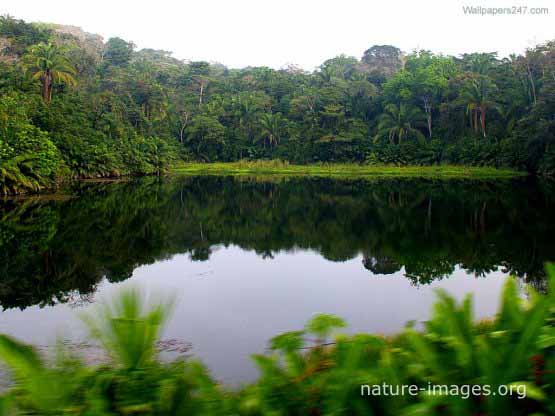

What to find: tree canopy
left=1, top=15, right=554, bottom=194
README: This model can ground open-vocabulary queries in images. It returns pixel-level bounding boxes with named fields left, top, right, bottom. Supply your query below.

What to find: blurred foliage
left=1, top=268, right=555, bottom=415
left=0, top=288, right=234, bottom=415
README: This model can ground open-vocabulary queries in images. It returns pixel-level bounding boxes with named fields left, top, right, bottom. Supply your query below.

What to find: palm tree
left=459, top=76, right=497, bottom=138
left=462, top=52, right=498, bottom=75
left=24, top=43, right=77, bottom=103
left=0, top=154, right=45, bottom=195
left=496, top=104, right=518, bottom=135
left=317, top=66, right=336, bottom=84
left=233, top=95, right=260, bottom=143
left=258, top=112, right=284, bottom=147
left=81, top=288, right=174, bottom=370
left=374, top=103, right=425, bottom=145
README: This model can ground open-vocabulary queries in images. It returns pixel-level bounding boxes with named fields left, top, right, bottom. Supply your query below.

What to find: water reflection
left=1, top=176, right=554, bottom=310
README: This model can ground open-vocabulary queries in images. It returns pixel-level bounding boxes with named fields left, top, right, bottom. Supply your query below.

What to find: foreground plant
left=1, top=268, right=555, bottom=415
left=0, top=289, right=231, bottom=415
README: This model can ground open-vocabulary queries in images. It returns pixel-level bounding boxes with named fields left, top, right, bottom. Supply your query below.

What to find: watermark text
left=361, top=383, right=527, bottom=399
left=462, top=5, right=549, bottom=15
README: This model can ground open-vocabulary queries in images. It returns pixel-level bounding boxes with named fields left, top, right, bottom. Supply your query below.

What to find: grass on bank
left=172, top=160, right=525, bottom=179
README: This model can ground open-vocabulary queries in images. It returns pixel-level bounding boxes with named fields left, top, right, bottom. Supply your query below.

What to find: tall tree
left=384, top=52, right=457, bottom=138
left=24, top=42, right=76, bottom=103
left=188, top=61, right=211, bottom=107
left=258, top=113, right=284, bottom=147
left=459, top=75, right=498, bottom=138
left=103, top=37, right=134, bottom=67
left=375, top=103, right=425, bottom=145
left=185, top=115, right=225, bottom=161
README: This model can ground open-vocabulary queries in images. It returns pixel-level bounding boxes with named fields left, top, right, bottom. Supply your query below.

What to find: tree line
left=1, top=15, right=554, bottom=194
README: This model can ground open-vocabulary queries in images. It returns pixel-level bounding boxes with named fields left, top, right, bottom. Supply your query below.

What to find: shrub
left=1, top=266, right=554, bottom=415
left=0, top=93, right=64, bottom=194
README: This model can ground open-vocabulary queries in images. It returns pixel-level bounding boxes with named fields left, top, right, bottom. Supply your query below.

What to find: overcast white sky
left=1, top=0, right=553, bottom=70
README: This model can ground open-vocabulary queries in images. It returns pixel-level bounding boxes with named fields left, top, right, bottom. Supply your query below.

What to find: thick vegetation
left=1, top=267, right=555, bottom=415
left=1, top=16, right=554, bottom=193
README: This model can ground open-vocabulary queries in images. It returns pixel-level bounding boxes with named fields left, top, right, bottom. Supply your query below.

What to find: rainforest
left=1, top=15, right=554, bottom=195
left=2, top=11, right=555, bottom=416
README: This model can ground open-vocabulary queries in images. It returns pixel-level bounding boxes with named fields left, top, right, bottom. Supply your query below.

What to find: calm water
left=1, top=176, right=554, bottom=383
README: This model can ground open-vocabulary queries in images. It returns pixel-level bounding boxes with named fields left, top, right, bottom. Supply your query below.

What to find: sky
left=1, top=0, right=554, bottom=70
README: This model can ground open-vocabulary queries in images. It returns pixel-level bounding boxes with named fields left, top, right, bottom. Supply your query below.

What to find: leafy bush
left=0, top=93, right=64, bottom=194
left=0, top=288, right=232, bottom=415
left=365, top=138, right=530, bottom=170
left=245, top=269, right=555, bottom=415
left=1, top=265, right=555, bottom=415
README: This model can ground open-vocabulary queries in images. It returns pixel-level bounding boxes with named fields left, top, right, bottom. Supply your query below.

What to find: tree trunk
left=199, top=82, right=204, bottom=107
left=42, top=70, right=52, bottom=103
left=526, top=61, right=537, bottom=105
left=480, top=107, right=487, bottom=138
left=424, top=99, right=432, bottom=138
left=180, top=124, right=186, bottom=143
left=179, top=112, right=189, bottom=143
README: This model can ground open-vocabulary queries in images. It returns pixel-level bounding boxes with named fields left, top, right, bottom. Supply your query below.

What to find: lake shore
left=172, top=161, right=526, bottom=179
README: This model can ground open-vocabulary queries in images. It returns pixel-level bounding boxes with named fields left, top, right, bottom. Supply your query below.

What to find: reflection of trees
left=1, top=176, right=555, bottom=309
left=362, top=254, right=401, bottom=275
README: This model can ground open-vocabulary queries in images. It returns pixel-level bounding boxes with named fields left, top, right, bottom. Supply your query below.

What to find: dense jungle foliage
left=1, top=269, right=555, bottom=415
left=1, top=16, right=554, bottom=194
left=1, top=176, right=554, bottom=310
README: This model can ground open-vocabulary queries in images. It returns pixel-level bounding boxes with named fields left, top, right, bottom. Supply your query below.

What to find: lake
left=1, top=175, right=554, bottom=384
